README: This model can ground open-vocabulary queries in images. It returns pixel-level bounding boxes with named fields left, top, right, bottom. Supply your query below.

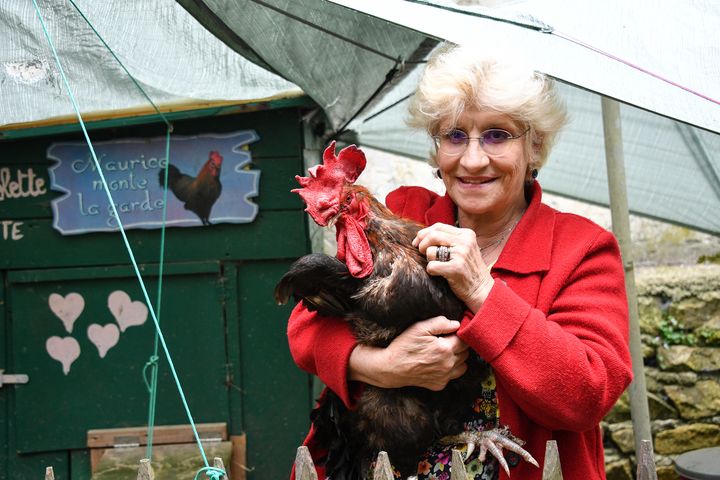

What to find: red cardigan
left=287, top=182, right=633, bottom=480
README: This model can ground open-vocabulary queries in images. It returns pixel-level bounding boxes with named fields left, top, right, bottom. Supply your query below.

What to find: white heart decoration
left=46, top=336, right=81, bottom=375
left=108, top=290, right=148, bottom=332
left=48, top=292, right=85, bottom=333
left=87, top=323, right=120, bottom=358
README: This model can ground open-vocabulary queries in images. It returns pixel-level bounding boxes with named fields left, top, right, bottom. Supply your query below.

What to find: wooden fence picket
left=214, top=456, right=229, bottom=480
left=450, top=449, right=468, bottom=480
left=373, top=451, right=395, bottom=480
left=136, top=458, right=155, bottom=480
left=44, top=467, right=54, bottom=480
left=541, top=440, right=563, bottom=480
left=295, top=446, right=319, bottom=480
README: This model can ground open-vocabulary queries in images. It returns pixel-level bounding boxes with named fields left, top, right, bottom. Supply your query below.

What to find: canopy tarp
left=1, top=0, right=719, bottom=235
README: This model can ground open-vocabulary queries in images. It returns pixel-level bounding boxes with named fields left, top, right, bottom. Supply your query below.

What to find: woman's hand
left=413, top=223, right=494, bottom=313
left=348, top=316, right=469, bottom=391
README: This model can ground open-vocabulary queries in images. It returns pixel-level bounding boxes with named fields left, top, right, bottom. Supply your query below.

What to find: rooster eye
left=346, top=194, right=353, bottom=203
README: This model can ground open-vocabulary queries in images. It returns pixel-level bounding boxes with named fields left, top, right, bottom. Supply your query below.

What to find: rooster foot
left=440, top=426, right=539, bottom=475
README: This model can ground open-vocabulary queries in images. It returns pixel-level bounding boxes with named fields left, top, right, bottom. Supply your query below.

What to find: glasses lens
left=481, top=129, right=512, bottom=155
left=437, top=129, right=468, bottom=155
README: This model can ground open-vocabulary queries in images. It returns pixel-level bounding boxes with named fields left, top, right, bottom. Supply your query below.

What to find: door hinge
left=0, top=369, right=29, bottom=388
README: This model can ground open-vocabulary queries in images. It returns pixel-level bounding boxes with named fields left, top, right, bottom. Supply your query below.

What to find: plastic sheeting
left=177, top=0, right=720, bottom=234
left=0, top=0, right=301, bottom=129
left=1, top=0, right=719, bottom=235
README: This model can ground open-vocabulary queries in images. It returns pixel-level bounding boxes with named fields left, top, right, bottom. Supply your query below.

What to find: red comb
left=292, top=141, right=367, bottom=226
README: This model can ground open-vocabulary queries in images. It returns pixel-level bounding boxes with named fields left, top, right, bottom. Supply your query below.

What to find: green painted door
left=5, top=263, right=228, bottom=478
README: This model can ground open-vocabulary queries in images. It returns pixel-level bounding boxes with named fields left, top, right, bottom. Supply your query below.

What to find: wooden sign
left=47, top=131, right=260, bottom=234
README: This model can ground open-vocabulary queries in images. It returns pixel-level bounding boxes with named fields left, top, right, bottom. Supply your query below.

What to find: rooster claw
left=440, top=426, right=539, bottom=475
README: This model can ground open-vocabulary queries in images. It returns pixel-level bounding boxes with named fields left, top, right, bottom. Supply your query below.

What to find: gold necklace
left=456, top=216, right=522, bottom=253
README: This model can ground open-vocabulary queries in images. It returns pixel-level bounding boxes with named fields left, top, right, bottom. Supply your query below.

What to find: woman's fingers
left=412, top=223, right=464, bottom=250
left=379, top=316, right=472, bottom=390
left=416, top=315, right=462, bottom=336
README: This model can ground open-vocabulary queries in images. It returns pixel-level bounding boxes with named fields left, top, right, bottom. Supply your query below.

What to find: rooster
left=159, top=150, right=223, bottom=225
left=275, top=142, right=537, bottom=479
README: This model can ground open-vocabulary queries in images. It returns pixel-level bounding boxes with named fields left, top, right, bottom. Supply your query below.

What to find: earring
left=531, top=168, right=538, bottom=179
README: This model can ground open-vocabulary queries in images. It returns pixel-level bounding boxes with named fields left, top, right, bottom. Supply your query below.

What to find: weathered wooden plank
left=229, top=434, right=248, bottom=480
left=0, top=97, right=315, bottom=142
left=541, top=440, right=563, bottom=480
left=450, top=449, right=468, bottom=480
left=294, top=446, right=318, bottom=480
left=136, top=458, right=154, bottom=480
left=87, top=423, right=227, bottom=449
left=636, top=440, right=658, bottom=480
left=44, top=466, right=54, bottom=480
left=373, top=451, right=395, bottom=480
left=91, top=442, right=231, bottom=478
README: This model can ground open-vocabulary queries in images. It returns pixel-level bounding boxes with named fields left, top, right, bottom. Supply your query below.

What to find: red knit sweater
left=287, top=182, right=633, bottom=480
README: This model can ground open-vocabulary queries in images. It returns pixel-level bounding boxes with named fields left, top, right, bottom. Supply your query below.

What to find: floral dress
left=415, top=371, right=500, bottom=480
left=370, top=371, right=516, bottom=480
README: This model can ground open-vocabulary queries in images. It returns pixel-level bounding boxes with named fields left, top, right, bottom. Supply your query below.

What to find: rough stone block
left=605, top=458, right=633, bottom=480
left=610, top=425, right=636, bottom=454
left=657, top=345, right=720, bottom=372
left=669, top=297, right=719, bottom=329
left=654, top=423, right=720, bottom=455
left=647, top=391, right=678, bottom=420
left=665, top=379, right=720, bottom=419
left=638, top=297, right=663, bottom=335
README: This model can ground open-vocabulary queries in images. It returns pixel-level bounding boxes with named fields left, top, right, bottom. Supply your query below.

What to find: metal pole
left=601, top=97, right=653, bottom=455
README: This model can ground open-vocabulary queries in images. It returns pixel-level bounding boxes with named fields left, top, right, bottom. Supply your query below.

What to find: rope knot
left=142, top=355, right=161, bottom=393
left=193, top=466, right=226, bottom=480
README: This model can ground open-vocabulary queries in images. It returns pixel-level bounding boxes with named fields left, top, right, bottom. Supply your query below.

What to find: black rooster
left=276, top=142, right=536, bottom=479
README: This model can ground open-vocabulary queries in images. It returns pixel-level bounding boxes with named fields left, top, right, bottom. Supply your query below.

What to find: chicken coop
left=0, top=97, right=321, bottom=479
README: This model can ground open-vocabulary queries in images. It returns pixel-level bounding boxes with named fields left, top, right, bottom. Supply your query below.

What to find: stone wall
left=603, top=265, right=720, bottom=480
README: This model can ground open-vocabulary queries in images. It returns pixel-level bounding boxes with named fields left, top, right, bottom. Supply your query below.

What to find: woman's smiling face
left=436, top=109, right=530, bottom=221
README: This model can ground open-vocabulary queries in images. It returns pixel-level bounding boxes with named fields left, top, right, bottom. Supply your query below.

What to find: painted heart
left=48, top=292, right=85, bottom=333
left=87, top=323, right=120, bottom=358
left=46, top=336, right=81, bottom=375
left=107, top=290, right=148, bottom=332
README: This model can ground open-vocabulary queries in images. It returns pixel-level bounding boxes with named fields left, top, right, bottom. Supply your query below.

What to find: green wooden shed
left=0, top=98, right=321, bottom=479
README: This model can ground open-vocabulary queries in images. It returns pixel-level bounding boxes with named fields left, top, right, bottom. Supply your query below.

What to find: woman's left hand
left=413, top=223, right=494, bottom=313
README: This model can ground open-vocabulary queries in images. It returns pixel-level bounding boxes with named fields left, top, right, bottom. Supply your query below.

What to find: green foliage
left=658, top=313, right=697, bottom=347
left=697, top=251, right=720, bottom=264
left=696, top=326, right=720, bottom=346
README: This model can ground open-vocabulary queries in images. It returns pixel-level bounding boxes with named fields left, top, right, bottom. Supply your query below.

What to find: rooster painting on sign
left=160, top=150, right=223, bottom=225
left=282, top=43, right=633, bottom=480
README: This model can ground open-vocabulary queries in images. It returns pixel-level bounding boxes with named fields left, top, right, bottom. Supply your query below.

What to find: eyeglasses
left=433, top=128, right=529, bottom=157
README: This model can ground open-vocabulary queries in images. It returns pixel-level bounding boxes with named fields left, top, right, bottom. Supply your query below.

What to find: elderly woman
left=288, top=43, right=633, bottom=480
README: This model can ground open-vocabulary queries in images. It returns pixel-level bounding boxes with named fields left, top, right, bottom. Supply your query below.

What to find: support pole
left=601, top=97, right=653, bottom=455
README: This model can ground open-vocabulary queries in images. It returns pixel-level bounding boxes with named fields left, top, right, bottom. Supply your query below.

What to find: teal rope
left=145, top=129, right=172, bottom=460
left=66, top=0, right=174, bottom=463
left=194, top=467, right=227, bottom=480
left=33, top=1, right=215, bottom=475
